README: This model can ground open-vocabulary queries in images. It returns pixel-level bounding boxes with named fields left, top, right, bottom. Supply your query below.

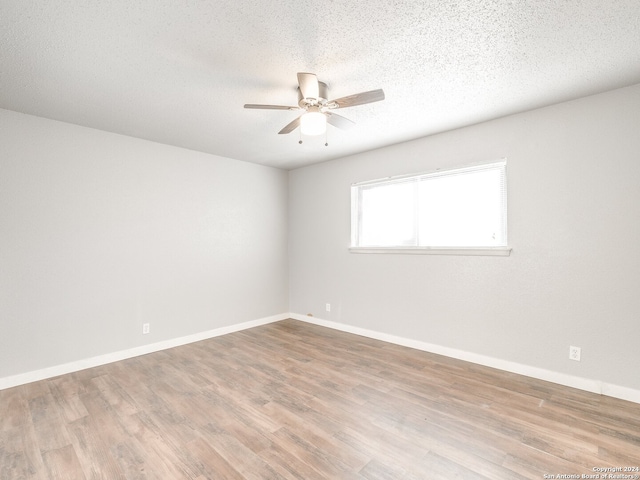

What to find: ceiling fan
left=244, top=72, right=385, bottom=139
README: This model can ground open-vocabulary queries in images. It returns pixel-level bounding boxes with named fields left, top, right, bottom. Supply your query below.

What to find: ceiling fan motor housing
left=298, top=81, right=329, bottom=108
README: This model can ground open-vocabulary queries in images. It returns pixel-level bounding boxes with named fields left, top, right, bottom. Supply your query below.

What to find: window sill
left=348, top=246, right=512, bottom=256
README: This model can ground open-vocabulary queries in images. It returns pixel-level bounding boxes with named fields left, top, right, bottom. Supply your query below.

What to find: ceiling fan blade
left=278, top=116, right=302, bottom=134
left=244, top=104, right=298, bottom=110
left=297, top=72, right=319, bottom=99
left=330, top=89, right=385, bottom=108
left=326, top=112, right=355, bottom=130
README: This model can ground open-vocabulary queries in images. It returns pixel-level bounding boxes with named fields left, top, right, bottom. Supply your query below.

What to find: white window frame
left=349, top=160, right=511, bottom=256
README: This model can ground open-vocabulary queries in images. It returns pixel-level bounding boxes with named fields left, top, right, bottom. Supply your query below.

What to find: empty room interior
left=1, top=1, right=640, bottom=479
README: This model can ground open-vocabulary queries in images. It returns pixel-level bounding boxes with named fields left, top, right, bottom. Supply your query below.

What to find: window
left=350, top=161, right=509, bottom=255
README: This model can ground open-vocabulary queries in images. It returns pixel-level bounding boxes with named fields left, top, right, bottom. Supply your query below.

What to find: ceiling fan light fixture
left=300, top=111, right=326, bottom=136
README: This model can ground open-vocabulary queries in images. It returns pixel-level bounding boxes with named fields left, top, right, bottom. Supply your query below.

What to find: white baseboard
left=290, top=313, right=640, bottom=405
left=0, top=313, right=288, bottom=391
left=5, top=312, right=639, bottom=405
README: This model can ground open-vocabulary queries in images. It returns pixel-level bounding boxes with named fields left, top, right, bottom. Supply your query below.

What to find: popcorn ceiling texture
left=1, top=0, right=639, bottom=169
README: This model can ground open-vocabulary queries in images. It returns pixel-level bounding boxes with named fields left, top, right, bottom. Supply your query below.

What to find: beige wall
left=3, top=83, right=639, bottom=397
left=289, top=84, right=640, bottom=392
left=0, top=109, right=289, bottom=379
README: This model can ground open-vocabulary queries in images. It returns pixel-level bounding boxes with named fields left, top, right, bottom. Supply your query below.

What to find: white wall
left=0, top=109, right=289, bottom=380
left=3, top=84, right=639, bottom=398
left=289, top=84, right=640, bottom=394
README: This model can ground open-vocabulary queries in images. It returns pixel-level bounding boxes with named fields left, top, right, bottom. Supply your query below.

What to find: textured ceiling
left=1, top=1, right=640, bottom=170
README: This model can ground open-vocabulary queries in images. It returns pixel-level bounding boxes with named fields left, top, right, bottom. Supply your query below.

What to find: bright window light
left=359, top=179, right=416, bottom=246
left=351, top=161, right=507, bottom=248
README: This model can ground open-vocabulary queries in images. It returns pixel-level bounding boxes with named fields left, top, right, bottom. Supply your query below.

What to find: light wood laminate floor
left=1, top=319, right=639, bottom=479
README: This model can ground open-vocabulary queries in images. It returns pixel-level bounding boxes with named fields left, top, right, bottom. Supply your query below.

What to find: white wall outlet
left=326, top=303, right=331, bottom=312
left=142, top=323, right=150, bottom=335
left=569, top=345, right=581, bottom=361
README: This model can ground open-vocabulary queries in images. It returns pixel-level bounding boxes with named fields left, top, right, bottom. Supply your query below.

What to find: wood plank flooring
left=1, top=319, right=639, bottom=479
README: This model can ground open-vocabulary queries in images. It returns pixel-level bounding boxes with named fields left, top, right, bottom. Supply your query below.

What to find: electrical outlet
left=326, top=303, right=331, bottom=312
left=142, top=323, right=150, bottom=335
left=569, top=345, right=581, bottom=361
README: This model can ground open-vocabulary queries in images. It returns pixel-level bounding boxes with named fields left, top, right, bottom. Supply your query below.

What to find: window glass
left=352, top=161, right=507, bottom=248
left=359, top=180, right=416, bottom=246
